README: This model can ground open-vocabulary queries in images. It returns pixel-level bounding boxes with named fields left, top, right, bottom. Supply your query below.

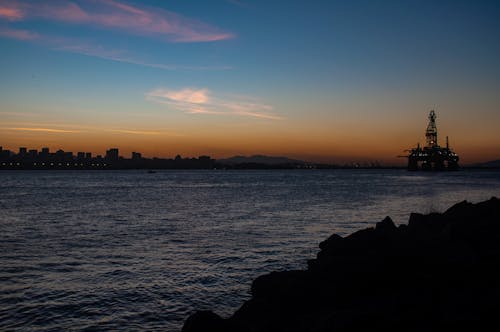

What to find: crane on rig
left=425, top=110, right=438, bottom=148
left=405, top=110, right=459, bottom=171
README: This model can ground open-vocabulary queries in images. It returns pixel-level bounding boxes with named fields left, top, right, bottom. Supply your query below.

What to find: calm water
left=1, top=169, right=500, bottom=331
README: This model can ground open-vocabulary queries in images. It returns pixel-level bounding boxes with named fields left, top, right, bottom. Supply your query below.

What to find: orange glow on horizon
left=1, top=103, right=498, bottom=165
left=1, top=127, right=497, bottom=165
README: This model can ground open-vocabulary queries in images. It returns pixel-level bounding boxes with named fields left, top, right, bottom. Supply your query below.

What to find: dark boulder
left=319, top=233, right=343, bottom=251
left=375, top=216, right=397, bottom=232
left=183, top=197, right=500, bottom=332
left=182, top=311, right=227, bottom=332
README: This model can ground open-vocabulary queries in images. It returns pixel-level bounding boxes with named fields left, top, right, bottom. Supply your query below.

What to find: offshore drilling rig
left=406, top=110, right=459, bottom=171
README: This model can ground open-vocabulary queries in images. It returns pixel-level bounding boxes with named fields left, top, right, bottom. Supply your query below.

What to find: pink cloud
left=0, top=4, right=23, bottom=20
left=0, top=0, right=233, bottom=42
left=102, top=0, right=148, bottom=16
left=146, top=88, right=282, bottom=120
left=0, top=27, right=37, bottom=40
left=46, top=2, right=89, bottom=22
left=156, top=88, right=211, bottom=104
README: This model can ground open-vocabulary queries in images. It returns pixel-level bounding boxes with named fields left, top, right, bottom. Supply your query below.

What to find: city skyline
left=0, top=145, right=218, bottom=169
left=1, top=0, right=500, bottom=164
left=0, top=145, right=363, bottom=165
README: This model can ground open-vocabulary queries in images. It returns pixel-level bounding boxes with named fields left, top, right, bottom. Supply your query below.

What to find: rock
left=443, top=200, right=470, bottom=217
left=183, top=198, right=500, bottom=332
left=318, top=233, right=343, bottom=250
left=182, top=311, right=226, bottom=332
left=375, top=216, right=397, bottom=232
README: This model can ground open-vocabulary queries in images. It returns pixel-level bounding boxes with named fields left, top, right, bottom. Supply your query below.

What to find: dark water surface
left=1, top=169, right=500, bottom=331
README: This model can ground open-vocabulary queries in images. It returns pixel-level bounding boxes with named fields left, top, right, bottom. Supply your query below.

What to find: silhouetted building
left=1, top=146, right=217, bottom=170
left=1, top=148, right=11, bottom=159
left=105, top=148, right=119, bottom=161
left=39, top=147, right=49, bottom=159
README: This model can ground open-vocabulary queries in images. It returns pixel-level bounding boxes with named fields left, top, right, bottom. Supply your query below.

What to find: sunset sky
left=1, top=0, right=499, bottom=164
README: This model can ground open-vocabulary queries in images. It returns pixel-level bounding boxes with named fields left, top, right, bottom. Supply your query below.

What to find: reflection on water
left=1, top=169, right=500, bottom=330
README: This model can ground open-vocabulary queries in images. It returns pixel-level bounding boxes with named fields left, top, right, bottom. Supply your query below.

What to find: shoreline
left=1, top=167, right=499, bottom=171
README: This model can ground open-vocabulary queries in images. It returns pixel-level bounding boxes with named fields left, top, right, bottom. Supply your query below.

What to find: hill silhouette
left=217, top=155, right=306, bottom=165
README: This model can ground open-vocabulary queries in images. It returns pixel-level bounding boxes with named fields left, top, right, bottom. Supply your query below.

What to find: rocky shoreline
left=183, top=198, right=500, bottom=332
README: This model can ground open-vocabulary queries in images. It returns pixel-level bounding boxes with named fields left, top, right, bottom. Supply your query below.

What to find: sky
left=0, top=0, right=499, bottom=164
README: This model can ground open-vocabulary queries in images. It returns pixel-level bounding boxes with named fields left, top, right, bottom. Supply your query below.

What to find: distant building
left=39, top=147, right=50, bottom=159
left=105, top=148, right=119, bottom=161
left=1, top=148, right=11, bottom=159
left=0, top=145, right=215, bottom=170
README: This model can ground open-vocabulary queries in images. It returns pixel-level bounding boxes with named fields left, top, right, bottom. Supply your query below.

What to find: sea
left=1, top=169, right=500, bottom=331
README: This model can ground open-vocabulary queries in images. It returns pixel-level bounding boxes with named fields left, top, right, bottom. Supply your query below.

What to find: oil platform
left=406, top=110, right=459, bottom=171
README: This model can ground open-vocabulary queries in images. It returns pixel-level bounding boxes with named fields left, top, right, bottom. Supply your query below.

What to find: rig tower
left=406, top=110, right=459, bottom=171
left=426, top=110, right=438, bottom=147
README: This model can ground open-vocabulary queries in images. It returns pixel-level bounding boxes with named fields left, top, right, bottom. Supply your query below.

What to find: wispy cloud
left=6, top=127, right=81, bottom=133
left=3, top=124, right=181, bottom=136
left=146, top=88, right=282, bottom=120
left=108, top=129, right=164, bottom=136
left=0, top=0, right=234, bottom=42
left=0, top=27, right=37, bottom=40
left=106, top=128, right=183, bottom=136
left=0, top=27, right=231, bottom=71
left=0, top=1, right=233, bottom=71
left=54, top=42, right=232, bottom=71
left=0, top=111, right=41, bottom=117
left=0, top=5, right=23, bottom=20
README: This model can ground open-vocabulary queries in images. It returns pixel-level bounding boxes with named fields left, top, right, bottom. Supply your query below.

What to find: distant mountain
left=473, top=159, right=500, bottom=168
left=217, top=155, right=306, bottom=165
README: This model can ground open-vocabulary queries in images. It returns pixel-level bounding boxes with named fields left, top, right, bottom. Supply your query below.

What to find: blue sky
left=1, top=0, right=499, bottom=163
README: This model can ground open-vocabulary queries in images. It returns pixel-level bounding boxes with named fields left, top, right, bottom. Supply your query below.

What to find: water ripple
left=1, top=169, right=500, bottom=331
